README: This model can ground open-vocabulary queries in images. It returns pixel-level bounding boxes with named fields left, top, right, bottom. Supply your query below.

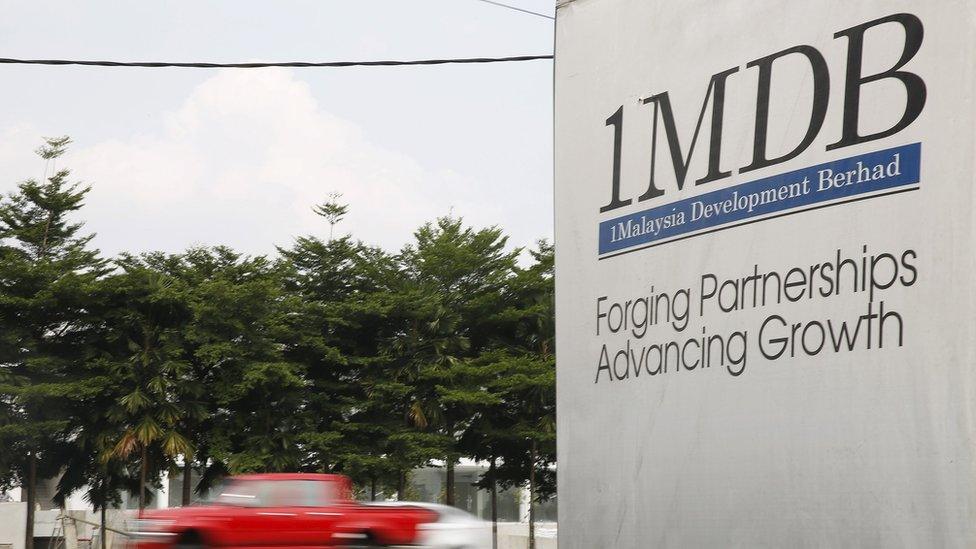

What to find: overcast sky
left=0, top=0, right=554, bottom=258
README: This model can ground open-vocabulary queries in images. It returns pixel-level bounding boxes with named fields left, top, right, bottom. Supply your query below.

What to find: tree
left=458, top=240, right=555, bottom=548
left=277, top=231, right=439, bottom=488
left=98, top=266, right=194, bottom=513
left=395, top=217, right=520, bottom=506
left=53, top=268, right=145, bottom=547
left=0, top=136, right=108, bottom=548
left=459, top=349, right=514, bottom=549
left=54, top=389, right=137, bottom=549
left=384, top=290, right=469, bottom=501
left=278, top=235, right=372, bottom=474
left=0, top=168, right=561, bottom=537
left=189, top=251, right=303, bottom=475
left=494, top=355, right=555, bottom=549
left=313, top=193, right=349, bottom=241
left=494, top=241, right=555, bottom=549
left=129, top=247, right=285, bottom=500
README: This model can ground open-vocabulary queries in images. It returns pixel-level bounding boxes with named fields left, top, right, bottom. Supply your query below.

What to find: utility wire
left=472, top=0, right=555, bottom=20
left=0, top=54, right=553, bottom=69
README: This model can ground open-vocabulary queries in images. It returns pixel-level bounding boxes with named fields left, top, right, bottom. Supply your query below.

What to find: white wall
left=0, top=502, right=27, bottom=549
left=156, top=470, right=169, bottom=509
left=33, top=509, right=63, bottom=540
left=496, top=522, right=557, bottom=549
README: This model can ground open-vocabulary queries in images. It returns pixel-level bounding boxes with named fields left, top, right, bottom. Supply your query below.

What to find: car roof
left=231, top=473, right=347, bottom=482
left=368, top=501, right=485, bottom=521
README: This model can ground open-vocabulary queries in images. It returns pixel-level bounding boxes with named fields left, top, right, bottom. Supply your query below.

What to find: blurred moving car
left=129, top=473, right=436, bottom=548
left=369, top=502, right=492, bottom=549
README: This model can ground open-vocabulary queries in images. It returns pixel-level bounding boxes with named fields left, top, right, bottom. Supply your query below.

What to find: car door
left=218, top=479, right=303, bottom=546
left=283, top=479, right=344, bottom=546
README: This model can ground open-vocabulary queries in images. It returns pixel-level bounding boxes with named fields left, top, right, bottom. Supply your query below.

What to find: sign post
left=555, top=1, right=976, bottom=545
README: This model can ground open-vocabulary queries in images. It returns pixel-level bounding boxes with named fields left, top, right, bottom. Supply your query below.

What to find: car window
left=211, top=480, right=268, bottom=507
left=265, top=480, right=336, bottom=507
left=433, top=505, right=471, bottom=521
left=209, top=479, right=335, bottom=507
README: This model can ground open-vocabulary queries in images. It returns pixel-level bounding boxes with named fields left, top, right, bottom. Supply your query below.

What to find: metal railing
left=53, top=514, right=131, bottom=549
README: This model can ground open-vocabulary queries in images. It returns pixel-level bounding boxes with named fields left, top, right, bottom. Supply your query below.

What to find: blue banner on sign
left=597, top=143, right=921, bottom=256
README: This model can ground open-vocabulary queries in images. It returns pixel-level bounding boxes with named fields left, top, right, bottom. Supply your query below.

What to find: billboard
left=554, top=0, right=976, bottom=545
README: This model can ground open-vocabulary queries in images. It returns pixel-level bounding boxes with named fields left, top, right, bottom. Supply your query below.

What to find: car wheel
left=344, top=533, right=386, bottom=548
left=174, top=539, right=204, bottom=549
left=174, top=531, right=207, bottom=549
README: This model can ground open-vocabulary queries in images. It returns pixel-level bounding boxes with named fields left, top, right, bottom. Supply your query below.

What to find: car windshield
left=205, top=479, right=335, bottom=507
left=431, top=505, right=472, bottom=521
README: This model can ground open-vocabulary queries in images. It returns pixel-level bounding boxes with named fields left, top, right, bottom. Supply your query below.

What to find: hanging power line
left=0, top=54, right=553, bottom=69
left=472, top=0, right=555, bottom=20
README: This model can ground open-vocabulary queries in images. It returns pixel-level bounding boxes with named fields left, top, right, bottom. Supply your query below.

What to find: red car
left=130, top=473, right=437, bottom=548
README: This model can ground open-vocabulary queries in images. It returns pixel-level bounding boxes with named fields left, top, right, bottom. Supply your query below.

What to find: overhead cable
left=472, top=0, right=555, bottom=20
left=0, top=55, right=553, bottom=69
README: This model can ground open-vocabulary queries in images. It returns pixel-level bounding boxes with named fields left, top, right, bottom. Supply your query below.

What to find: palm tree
left=389, top=298, right=470, bottom=505
left=104, top=270, right=194, bottom=513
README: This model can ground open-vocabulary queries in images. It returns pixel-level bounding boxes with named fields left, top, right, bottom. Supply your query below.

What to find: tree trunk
left=139, top=445, right=148, bottom=514
left=100, top=505, right=107, bottom=549
left=397, top=470, right=406, bottom=501
left=490, top=457, right=498, bottom=549
left=25, top=450, right=36, bottom=549
left=370, top=477, right=377, bottom=502
left=445, top=458, right=455, bottom=506
left=182, top=459, right=192, bottom=506
left=528, top=440, right=537, bottom=549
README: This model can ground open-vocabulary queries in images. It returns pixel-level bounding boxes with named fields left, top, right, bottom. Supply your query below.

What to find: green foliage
left=1, top=137, right=556, bottom=519
left=129, top=247, right=301, bottom=481
left=0, top=136, right=109, bottom=502
left=463, top=241, right=556, bottom=502
left=313, top=192, right=349, bottom=241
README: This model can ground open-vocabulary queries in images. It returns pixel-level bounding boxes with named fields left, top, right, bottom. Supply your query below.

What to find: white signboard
left=554, top=0, right=976, bottom=546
